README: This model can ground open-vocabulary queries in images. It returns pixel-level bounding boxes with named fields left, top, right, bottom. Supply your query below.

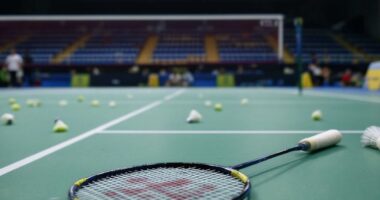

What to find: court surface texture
left=1, top=88, right=380, bottom=200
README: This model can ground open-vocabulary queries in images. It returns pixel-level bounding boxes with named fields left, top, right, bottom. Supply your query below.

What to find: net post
left=278, top=17, right=284, bottom=61
left=294, top=17, right=303, bottom=96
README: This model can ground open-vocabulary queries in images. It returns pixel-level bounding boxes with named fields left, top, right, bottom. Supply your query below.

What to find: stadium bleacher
left=0, top=21, right=379, bottom=65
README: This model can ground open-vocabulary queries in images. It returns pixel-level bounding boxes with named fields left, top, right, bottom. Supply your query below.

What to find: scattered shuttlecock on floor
left=26, top=99, right=41, bottom=107
left=204, top=100, right=212, bottom=107
left=53, top=119, right=69, bottom=133
left=240, top=98, right=249, bottom=105
left=214, top=103, right=223, bottom=111
left=108, top=101, right=117, bottom=107
left=361, top=126, right=380, bottom=150
left=59, top=100, right=68, bottom=107
left=8, top=98, right=16, bottom=105
left=186, top=109, right=202, bottom=123
left=1, top=113, right=14, bottom=125
left=311, top=110, right=322, bottom=121
left=77, top=95, right=85, bottom=102
left=33, top=99, right=42, bottom=107
left=91, top=100, right=100, bottom=107
left=11, top=103, right=21, bottom=111
left=26, top=99, right=35, bottom=107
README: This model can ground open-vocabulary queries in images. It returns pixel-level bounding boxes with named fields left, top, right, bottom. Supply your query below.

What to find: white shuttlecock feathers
left=240, top=98, right=249, bottom=105
left=1, top=113, right=14, bottom=125
left=204, top=100, right=212, bottom=107
left=108, top=101, right=117, bottom=107
left=186, top=110, right=202, bottom=123
left=361, top=126, right=380, bottom=150
left=59, top=100, right=68, bottom=107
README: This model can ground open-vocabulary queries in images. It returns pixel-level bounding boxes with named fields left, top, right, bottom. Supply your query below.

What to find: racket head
left=69, top=162, right=250, bottom=200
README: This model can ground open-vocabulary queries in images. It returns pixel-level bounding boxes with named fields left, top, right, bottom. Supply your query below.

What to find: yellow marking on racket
left=231, top=169, right=248, bottom=183
left=75, top=178, right=87, bottom=186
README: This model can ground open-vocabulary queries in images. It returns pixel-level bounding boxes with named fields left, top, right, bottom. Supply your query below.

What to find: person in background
left=341, top=69, right=352, bottom=86
left=23, top=49, right=33, bottom=65
left=182, top=69, right=194, bottom=87
left=321, top=66, right=331, bottom=86
left=351, top=71, right=363, bottom=87
left=166, top=69, right=183, bottom=86
left=4, top=48, right=23, bottom=87
left=308, top=62, right=322, bottom=86
left=23, top=49, right=34, bottom=86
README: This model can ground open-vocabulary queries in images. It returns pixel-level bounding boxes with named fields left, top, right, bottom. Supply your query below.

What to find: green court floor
left=1, top=88, right=380, bottom=200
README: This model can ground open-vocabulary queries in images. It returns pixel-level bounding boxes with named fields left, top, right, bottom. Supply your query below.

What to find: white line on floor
left=98, top=130, right=362, bottom=134
left=303, top=91, right=380, bottom=104
left=0, top=89, right=185, bottom=177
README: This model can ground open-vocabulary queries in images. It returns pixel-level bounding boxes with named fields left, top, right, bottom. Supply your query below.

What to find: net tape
left=76, top=166, right=245, bottom=200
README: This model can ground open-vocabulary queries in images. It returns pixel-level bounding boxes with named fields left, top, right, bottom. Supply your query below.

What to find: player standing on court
left=4, top=48, right=23, bottom=87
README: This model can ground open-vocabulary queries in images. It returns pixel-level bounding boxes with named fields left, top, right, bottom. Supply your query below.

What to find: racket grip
left=298, top=130, right=342, bottom=152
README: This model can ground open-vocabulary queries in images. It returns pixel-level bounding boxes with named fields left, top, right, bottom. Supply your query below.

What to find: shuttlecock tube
left=186, top=110, right=202, bottom=123
left=299, top=129, right=342, bottom=152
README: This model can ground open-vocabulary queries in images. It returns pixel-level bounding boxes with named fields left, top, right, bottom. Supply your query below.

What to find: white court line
left=98, top=130, right=362, bottom=134
left=303, top=91, right=380, bottom=104
left=0, top=89, right=185, bottom=177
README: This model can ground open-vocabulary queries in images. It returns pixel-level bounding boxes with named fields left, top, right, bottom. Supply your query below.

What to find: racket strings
left=76, top=167, right=245, bottom=200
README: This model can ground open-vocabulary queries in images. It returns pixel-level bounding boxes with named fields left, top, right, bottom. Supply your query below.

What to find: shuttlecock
left=11, top=103, right=21, bottom=111
left=1, top=113, right=14, bottom=125
left=91, top=100, right=100, bottom=107
left=186, top=109, right=202, bottom=123
left=26, top=99, right=35, bottom=107
left=53, top=119, right=69, bottom=133
left=240, top=98, right=249, bottom=105
left=26, top=99, right=41, bottom=107
left=59, top=100, right=68, bottom=107
left=108, top=101, right=117, bottom=107
left=311, top=110, right=322, bottom=121
left=77, top=95, right=85, bottom=102
left=361, top=126, right=380, bottom=150
left=214, top=103, right=223, bottom=112
left=8, top=98, right=16, bottom=105
left=33, top=99, right=42, bottom=107
left=204, top=100, right=212, bottom=107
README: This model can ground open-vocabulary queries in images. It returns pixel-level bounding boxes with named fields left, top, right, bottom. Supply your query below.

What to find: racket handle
left=298, top=129, right=342, bottom=152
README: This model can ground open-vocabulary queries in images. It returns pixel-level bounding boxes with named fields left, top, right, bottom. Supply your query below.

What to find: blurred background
left=0, top=0, right=379, bottom=89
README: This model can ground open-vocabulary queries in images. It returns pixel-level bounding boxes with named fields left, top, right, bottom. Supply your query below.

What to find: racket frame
left=69, top=162, right=250, bottom=200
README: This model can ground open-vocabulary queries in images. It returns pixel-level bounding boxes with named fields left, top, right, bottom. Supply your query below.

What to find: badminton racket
left=69, top=129, right=342, bottom=200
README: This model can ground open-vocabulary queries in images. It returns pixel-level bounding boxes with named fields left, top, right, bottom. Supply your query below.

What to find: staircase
left=51, top=33, right=92, bottom=64
left=136, top=35, right=159, bottom=64
left=330, top=33, right=369, bottom=62
left=0, top=34, right=30, bottom=53
left=205, top=35, right=219, bottom=63
left=265, top=35, right=295, bottom=64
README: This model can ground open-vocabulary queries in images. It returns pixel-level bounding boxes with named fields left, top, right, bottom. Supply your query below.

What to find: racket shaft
left=231, top=145, right=305, bottom=170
